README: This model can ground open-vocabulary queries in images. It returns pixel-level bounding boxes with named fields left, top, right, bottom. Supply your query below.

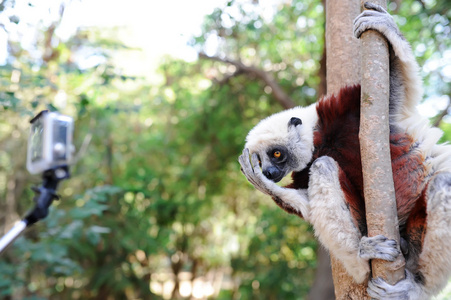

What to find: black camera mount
left=0, top=166, right=70, bottom=254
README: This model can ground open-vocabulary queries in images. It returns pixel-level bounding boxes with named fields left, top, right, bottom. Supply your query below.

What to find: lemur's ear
left=288, top=117, right=302, bottom=127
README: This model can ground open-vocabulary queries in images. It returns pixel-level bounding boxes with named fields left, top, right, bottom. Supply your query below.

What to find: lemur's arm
left=239, top=148, right=311, bottom=220
left=309, top=156, right=400, bottom=284
left=354, top=2, right=423, bottom=123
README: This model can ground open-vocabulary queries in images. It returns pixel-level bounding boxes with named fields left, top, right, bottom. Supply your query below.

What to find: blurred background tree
left=0, top=0, right=450, bottom=299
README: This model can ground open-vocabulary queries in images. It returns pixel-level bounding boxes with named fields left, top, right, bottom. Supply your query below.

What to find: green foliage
left=0, top=0, right=450, bottom=299
left=395, top=0, right=451, bottom=99
left=196, top=0, right=325, bottom=105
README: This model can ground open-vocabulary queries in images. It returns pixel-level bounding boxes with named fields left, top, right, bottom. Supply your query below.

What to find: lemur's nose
left=263, top=166, right=282, bottom=182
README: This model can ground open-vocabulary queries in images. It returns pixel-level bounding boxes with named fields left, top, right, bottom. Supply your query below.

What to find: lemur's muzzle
left=263, top=166, right=284, bottom=183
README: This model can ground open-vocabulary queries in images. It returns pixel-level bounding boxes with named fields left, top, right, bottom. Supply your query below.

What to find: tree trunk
left=325, top=0, right=361, bottom=93
left=359, top=0, right=405, bottom=284
left=306, top=10, right=335, bottom=297
left=326, top=0, right=405, bottom=297
left=307, top=246, right=335, bottom=300
left=325, top=0, right=369, bottom=298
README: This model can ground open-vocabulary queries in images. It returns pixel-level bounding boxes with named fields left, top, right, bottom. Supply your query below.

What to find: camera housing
left=26, top=111, right=74, bottom=174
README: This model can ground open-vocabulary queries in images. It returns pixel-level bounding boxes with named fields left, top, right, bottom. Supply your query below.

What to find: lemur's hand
left=239, top=148, right=311, bottom=220
left=239, top=148, right=280, bottom=197
left=359, top=235, right=400, bottom=261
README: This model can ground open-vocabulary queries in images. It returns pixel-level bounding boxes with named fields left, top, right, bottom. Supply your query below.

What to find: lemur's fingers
left=363, top=2, right=388, bottom=14
left=359, top=235, right=400, bottom=261
left=354, top=2, right=388, bottom=27
left=353, top=3, right=397, bottom=40
left=354, top=12, right=390, bottom=39
left=250, top=153, right=261, bottom=173
left=249, top=153, right=274, bottom=193
left=239, top=149, right=256, bottom=183
left=239, top=148, right=272, bottom=194
left=353, top=9, right=385, bottom=26
left=238, top=148, right=248, bottom=173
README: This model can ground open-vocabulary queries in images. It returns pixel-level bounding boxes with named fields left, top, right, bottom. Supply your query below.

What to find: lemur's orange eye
left=274, top=151, right=281, bottom=158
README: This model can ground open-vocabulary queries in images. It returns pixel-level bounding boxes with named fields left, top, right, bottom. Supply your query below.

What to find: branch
left=359, top=0, right=405, bottom=284
left=432, top=95, right=451, bottom=128
left=199, top=53, right=296, bottom=109
left=416, top=0, right=427, bottom=10
left=43, top=2, right=66, bottom=63
left=214, top=69, right=245, bottom=86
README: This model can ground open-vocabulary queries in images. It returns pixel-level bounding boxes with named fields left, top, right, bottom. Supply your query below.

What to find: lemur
left=238, top=3, right=451, bottom=299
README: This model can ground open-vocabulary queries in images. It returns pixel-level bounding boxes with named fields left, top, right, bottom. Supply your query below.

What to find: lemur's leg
left=416, top=172, right=451, bottom=297
left=367, top=173, right=451, bottom=299
left=354, top=2, right=423, bottom=122
left=308, top=156, right=400, bottom=284
left=238, top=148, right=310, bottom=220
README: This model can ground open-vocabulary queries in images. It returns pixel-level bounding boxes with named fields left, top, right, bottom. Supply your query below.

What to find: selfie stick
left=0, top=166, right=70, bottom=254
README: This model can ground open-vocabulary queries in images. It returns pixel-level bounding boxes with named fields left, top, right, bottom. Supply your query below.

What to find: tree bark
left=359, top=0, right=405, bottom=284
left=307, top=246, right=335, bottom=300
left=325, top=0, right=361, bottom=93
left=325, top=0, right=370, bottom=299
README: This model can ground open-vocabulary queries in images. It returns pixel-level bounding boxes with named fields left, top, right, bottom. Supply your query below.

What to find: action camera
left=26, top=110, right=74, bottom=174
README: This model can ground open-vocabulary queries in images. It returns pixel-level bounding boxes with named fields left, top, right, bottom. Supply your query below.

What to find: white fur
left=308, top=156, right=371, bottom=283
left=417, top=173, right=451, bottom=298
left=245, top=104, right=317, bottom=172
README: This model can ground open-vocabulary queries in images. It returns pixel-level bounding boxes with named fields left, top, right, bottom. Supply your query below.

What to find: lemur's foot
left=368, top=271, right=422, bottom=300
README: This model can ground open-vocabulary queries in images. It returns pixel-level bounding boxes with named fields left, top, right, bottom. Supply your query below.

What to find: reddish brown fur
left=403, top=188, right=427, bottom=280
left=286, top=85, right=428, bottom=242
left=405, top=189, right=427, bottom=244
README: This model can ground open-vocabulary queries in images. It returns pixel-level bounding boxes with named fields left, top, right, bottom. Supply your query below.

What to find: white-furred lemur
left=238, top=3, right=451, bottom=299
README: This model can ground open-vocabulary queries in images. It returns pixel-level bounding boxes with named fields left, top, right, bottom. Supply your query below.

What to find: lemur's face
left=245, top=112, right=315, bottom=183
left=257, top=144, right=296, bottom=182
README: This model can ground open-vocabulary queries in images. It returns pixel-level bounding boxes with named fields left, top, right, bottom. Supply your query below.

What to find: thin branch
left=416, top=0, right=427, bottom=10
left=43, top=1, right=67, bottom=62
left=199, top=53, right=296, bottom=109
left=71, top=133, right=92, bottom=165
left=214, top=69, right=245, bottom=86
left=433, top=97, right=451, bottom=128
